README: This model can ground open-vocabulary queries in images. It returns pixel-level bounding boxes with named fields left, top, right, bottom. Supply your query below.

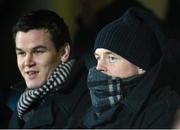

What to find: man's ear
left=59, top=43, right=70, bottom=63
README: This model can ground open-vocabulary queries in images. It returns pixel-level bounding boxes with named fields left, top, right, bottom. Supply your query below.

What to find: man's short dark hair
left=13, top=9, right=71, bottom=52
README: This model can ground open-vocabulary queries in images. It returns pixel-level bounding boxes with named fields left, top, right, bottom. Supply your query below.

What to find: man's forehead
left=95, top=48, right=119, bottom=56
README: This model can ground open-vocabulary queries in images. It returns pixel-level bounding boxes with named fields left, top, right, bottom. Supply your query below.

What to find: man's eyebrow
left=16, top=45, right=47, bottom=50
left=32, top=45, right=47, bottom=50
left=104, top=51, right=114, bottom=55
left=15, top=45, right=47, bottom=51
left=15, top=48, right=23, bottom=51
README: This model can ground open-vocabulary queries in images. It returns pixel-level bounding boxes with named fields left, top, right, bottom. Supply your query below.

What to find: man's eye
left=108, top=56, right=117, bottom=63
left=16, top=51, right=25, bottom=56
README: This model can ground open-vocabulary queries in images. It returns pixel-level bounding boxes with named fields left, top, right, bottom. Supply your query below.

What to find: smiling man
left=15, top=29, right=62, bottom=88
left=8, top=10, right=90, bottom=129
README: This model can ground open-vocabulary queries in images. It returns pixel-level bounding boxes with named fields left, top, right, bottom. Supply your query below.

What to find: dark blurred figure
left=0, top=0, right=25, bottom=87
left=0, top=94, right=12, bottom=128
left=163, top=6, right=180, bottom=127
left=164, top=0, right=180, bottom=93
left=165, top=0, right=180, bottom=40
left=163, top=39, right=180, bottom=94
left=73, top=0, right=145, bottom=68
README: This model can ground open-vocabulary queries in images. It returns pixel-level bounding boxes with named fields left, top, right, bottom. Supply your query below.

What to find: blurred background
left=0, top=0, right=180, bottom=109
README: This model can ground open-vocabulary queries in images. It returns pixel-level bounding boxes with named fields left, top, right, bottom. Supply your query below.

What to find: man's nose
left=96, top=58, right=107, bottom=72
left=24, top=53, right=35, bottom=67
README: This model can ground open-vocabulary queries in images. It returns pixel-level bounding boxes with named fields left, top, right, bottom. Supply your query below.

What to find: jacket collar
left=121, top=58, right=163, bottom=113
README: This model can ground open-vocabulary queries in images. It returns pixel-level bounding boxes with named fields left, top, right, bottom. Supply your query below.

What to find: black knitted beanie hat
left=94, top=7, right=165, bottom=70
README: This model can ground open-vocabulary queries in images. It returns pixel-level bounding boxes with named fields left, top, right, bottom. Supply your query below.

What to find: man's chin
left=26, top=82, right=42, bottom=89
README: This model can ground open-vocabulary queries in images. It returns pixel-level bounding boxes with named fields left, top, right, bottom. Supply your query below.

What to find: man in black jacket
left=8, top=9, right=91, bottom=128
left=81, top=7, right=180, bottom=129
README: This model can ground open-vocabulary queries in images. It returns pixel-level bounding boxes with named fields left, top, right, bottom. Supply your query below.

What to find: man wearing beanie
left=80, top=7, right=180, bottom=128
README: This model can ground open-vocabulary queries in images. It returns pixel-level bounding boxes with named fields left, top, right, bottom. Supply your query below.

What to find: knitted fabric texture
left=87, top=67, right=144, bottom=117
left=94, top=7, right=164, bottom=70
left=17, top=59, right=75, bottom=119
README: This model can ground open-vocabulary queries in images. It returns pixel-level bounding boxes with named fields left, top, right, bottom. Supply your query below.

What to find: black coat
left=8, top=59, right=91, bottom=129
left=81, top=58, right=180, bottom=128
